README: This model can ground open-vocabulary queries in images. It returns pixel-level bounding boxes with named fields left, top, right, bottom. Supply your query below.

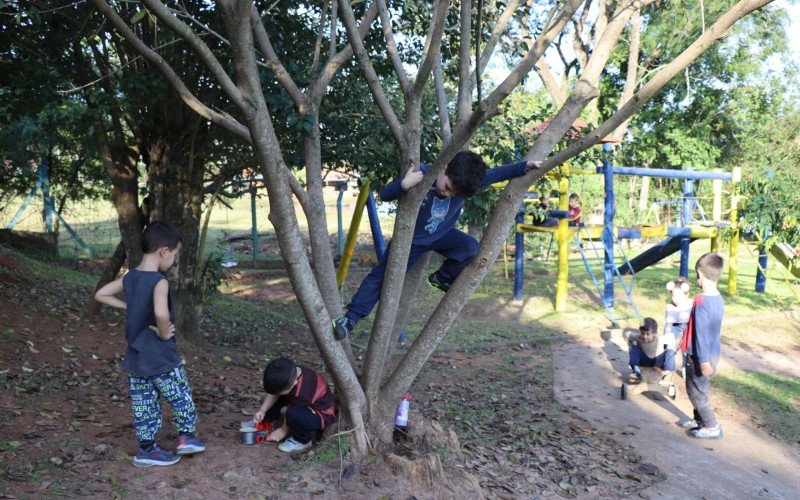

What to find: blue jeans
left=629, top=345, right=676, bottom=372
left=346, top=228, right=479, bottom=321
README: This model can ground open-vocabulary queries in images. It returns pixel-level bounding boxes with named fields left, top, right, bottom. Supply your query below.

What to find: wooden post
left=711, top=172, right=723, bottom=252
left=337, top=180, right=372, bottom=287
left=555, top=168, right=570, bottom=312
left=728, top=167, right=741, bottom=295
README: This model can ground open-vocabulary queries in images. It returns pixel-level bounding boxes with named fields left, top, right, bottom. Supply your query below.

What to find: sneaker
left=690, top=425, right=723, bottom=439
left=176, top=435, right=206, bottom=455
left=629, top=372, right=642, bottom=384
left=133, top=444, right=181, bottom=467
left=679, top=419, right=703, bottom=429
left=427, top=272, right=451, bottom=293
left=332, top=316, right=356, bottom=341
left=278, top=437, right=312, bottom=454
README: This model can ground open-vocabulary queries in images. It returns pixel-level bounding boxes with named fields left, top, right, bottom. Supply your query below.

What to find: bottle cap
left=404, top=392, right=412, bottom=399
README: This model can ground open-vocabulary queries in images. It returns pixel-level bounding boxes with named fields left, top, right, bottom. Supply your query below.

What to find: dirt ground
left=1, top=247, right=793, bottom=498
left=0, top=249, right=665, bottom=499
left=553, top=329, right=800, bottom=498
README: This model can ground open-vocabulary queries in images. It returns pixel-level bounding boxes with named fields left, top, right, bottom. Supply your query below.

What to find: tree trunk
left=302, top=109, right=343, bottom=316
left=141, top=119, right=210, bottom=344
left=85, top=240, right=126, bottom=316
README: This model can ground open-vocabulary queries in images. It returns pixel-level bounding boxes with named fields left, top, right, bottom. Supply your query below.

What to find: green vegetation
left=715, top=370, right=800, bottom=445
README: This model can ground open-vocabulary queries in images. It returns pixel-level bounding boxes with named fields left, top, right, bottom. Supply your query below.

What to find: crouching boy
left=627, top=317, right=676, bottom=383
left=253, top=357, right=335, bottom=453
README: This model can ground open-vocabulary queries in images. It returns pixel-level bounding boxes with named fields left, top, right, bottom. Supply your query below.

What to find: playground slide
left=768, top=243, right=800, bottom=279
left=618, top=236, right=684, bottom=275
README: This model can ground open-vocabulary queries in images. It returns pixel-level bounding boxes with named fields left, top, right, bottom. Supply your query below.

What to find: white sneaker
left=679, top=419, right=701, bottom=429
left=690, top=425, right=723, bottom=439
left=278, top=437, right=312, bottom=453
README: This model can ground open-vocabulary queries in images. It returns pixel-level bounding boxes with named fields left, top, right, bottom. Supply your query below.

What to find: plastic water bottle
left=394, top=392, right=412, bottom=442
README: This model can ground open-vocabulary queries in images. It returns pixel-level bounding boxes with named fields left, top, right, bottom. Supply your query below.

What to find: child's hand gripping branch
left=400, top=161, right=424, bottom=191
left=525, top=160, right=543, bottom=171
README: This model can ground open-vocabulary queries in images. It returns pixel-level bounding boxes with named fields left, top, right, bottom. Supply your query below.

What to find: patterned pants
left=128, top=364, right=197, bottom=443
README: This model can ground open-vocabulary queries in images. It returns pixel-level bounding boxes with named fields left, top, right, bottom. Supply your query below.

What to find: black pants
left=264, top=397, right=323, bottom=444
left=685, top=356, right=719, bottom=427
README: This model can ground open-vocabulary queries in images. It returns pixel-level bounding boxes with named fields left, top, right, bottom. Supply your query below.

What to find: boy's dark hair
left=569, top=193, right=580, bottom=202
left=446, top=151, right=487, bottom=198
left=696, top=252, right=723, bottom=282
left=263, top=357, right=296, bottom=395
left=640, top=317, right=658, bottom=333
left=142, top=220, right=181, bottom=253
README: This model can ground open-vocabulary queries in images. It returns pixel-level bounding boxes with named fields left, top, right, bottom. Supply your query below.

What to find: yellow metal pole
left=555, top=169, right=570, bottom=311
left=337, top=180, right=372, bottom=287
left=728, top=167, right=741, bottom=295
left=711, top=173, right=723, bottom=252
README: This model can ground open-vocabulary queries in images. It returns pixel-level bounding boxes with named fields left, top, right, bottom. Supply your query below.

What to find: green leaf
left=131, top=10, right=147, bottom=24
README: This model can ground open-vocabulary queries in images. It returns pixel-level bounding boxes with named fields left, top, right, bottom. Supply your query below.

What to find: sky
left=777, top=0, right=800, bottom=67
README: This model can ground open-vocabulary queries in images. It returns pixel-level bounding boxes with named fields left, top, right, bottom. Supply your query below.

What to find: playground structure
left=512, top=150, right=742, bottom=325
left=3, top=159, right=94, bottom=257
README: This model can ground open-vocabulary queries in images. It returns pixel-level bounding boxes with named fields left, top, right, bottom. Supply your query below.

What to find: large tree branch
left=215, top=0, right=367, bottom=424
left=249, top=4, right=304, bottom=107
left=535, top=58, right=568, bottom=105
left=552, top=0, right=774, bottom=166
left=310, top=0, right=379, bottom=101
left=376, top=0, right=411, bottom=93
left=90, top=0, right=311, bottom=209
left=329, top=0, right=338, bottom=58
left=470, top=0, right=521, bottom=85
left=89, top=0, right=251, bottom=141
left=337, top=0, right=405, bottom=147
left=411, top=0, right=449, bottom=98
left=362, top=0, right=582, bottom=404
left=613, top=9, right=641, bottom=139
left=433, top=56, right=452, bottom=144
left=455, top=0, right=472, bottom=126
left=379, top=0, right=775, bottom=409
left=140, top=0, right=247, bottom=109
left=310, top=0, right=329, bottom=76
left=448, top=0, right=585, bottom=150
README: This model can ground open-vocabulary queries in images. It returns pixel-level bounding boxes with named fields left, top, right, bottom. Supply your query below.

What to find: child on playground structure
left=94, top=221, right=205, bottom=467
left=253, top=357, right=336, bottom=453
left=679, top=252, right=725, bottom=439
left=567, top=192, right=582, bottom=226
left=531, top=193, right=552, bottom=225
left=665, top=276, right=693, bottom=377
left=627, top=317, right=676, bottom=383
left=332, top=151, right=541, bottom=340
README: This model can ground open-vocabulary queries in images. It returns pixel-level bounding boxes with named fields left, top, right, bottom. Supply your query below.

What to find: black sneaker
left=427, top=272, right=451, bottom=293
left=332, top=316, right=356, bottom=341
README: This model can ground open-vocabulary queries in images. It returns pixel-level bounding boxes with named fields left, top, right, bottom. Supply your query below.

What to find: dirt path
left=553, top=332, right=800, bottom=499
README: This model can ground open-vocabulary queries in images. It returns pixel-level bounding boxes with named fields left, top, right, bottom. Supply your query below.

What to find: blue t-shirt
left=379, top=161, right=528, bottom=246
left=122, top=269, right=182, bottom=377
left=687, top=293, right=724, bottom=363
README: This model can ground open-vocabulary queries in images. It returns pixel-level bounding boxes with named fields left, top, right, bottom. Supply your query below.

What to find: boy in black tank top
left=95, top=221, right=205, bottom=467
